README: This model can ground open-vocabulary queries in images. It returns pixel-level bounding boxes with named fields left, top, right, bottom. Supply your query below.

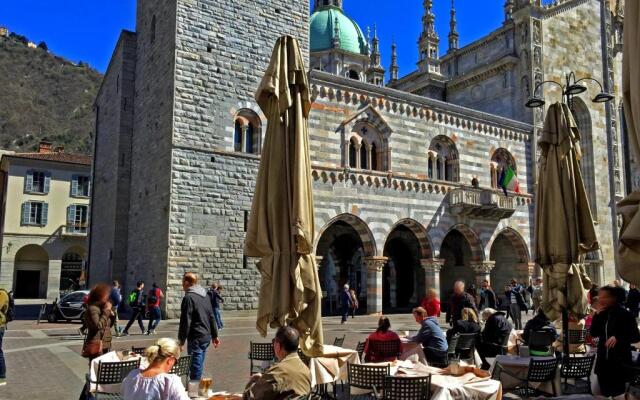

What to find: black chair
left=568, top=329, right=587, bottom=355
left=347, top=363, right=390, bottom=399
left=501, top=357, right=559, bottom=398
left=333, top=335, right=346, bottom=347
left=454, top=333, right=478, bottom=365
left=86, top=359, right=141, bottom=400
left=169, top=355, right=192, bottom=388
left=248, top=341, right=275, bottom=375
left=527, top=329, right=557, bottom=356
left=356, top=341, right=366, bottom=361
left=560, top=355, right=595, bottom=395
left=365, top=339, right=402, bottom=363
left=382, top=375, right=432, bottom=400
left=131, top=346, right=146, bottom=356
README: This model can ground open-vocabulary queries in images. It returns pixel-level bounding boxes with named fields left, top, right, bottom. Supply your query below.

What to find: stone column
left=240, top=125, right=248, bottom=153
left=421, top=258, right=444, bottom=299
left=471, top=261, right=496, bottom=287
left=366, top=145, right=372, bottom=170
left=0, top=259, right=15, bottom=292
left=355, top=143, right=362, bottom=169
left=364, top=257, right=387, bottom=315
left=343, top=141, right=349, bottom=167
left=47, top=259, right=62, bottom=300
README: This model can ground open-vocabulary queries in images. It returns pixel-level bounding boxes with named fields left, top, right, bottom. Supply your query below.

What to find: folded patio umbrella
left=245, top=36, right=324, bottom=356
left=536, top=103, right=599, bottom=321
left=618, top=0, right=640, bottom=284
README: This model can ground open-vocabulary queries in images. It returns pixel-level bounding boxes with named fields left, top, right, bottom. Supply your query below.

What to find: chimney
left=38, top=140, right=53, bottom=154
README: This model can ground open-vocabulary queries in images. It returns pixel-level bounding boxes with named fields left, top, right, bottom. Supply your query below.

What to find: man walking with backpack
left=121, top=281, right=146, bottom=336
left=146, top=283, right=164, bottom=335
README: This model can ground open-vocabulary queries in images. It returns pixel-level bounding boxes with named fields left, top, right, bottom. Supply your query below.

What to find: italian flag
left=498, top=166, right=520, bottom=196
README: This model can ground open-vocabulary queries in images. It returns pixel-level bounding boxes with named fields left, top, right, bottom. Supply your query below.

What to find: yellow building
left=0, top=142, right=91, bottom=299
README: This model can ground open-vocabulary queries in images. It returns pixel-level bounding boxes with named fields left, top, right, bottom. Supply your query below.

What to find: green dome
left=310, top=6, right=368, bottom=56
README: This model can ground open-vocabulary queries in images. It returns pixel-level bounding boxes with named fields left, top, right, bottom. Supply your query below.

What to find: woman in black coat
left=590, top=286, right=640, bottom=397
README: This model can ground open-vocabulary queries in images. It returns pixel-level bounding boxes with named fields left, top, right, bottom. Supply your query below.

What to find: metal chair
left=560, top=355, right=595, bottom=395
left=356, top=341, right=366, bottom=361
left=568, top=329, right=587, bottom=355
left=333, top=335, right=346, bottom=347
left=169, top=355, right=192, bottom=388
left=454, top=333, right=478, bottom=365
left=347, top=363, right=390, bottom=399
left=130, top=346, right=146, bottom=356
left=502, top=357, right=559, bottom=398
left=527, top=329, right=557, bottom=356
left=86, top=359, right=141, bottom=400
left=248, top=341, right=275, bottom=375
left=382, top=375, right=431, bottom=400
left=364, top=339, right=402, bottom=363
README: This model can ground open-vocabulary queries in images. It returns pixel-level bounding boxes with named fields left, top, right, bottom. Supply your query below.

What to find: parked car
left=47, top=290, right=89, bottom=323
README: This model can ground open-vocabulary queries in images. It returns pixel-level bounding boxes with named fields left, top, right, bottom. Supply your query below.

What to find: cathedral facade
left=89, top=0, right=629, bottom=316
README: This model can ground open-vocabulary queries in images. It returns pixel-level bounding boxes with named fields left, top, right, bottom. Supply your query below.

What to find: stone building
left=0, top=142, right=91, bottom=299
left=90, top=0, right=629, bottom=316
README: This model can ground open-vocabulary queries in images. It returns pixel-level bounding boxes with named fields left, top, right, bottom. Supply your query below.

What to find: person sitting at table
left=446, top=307, right=481, bottom=340
left=243, top=326, right=311, bottom=400
left=364, top=316, right=402, bottom=362
left=420, top=289, right=441, bottom=317
left=121, top=338, right=189, bottom=400
left=521, top=309, right=557, bottom=356
left=410, top=307, right=448, bottom=365
left=590, top=285, right=640, bottom=398
left=477, top=308, right=512, bottom=370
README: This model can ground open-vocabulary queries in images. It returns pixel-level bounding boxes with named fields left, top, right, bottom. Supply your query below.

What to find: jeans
left=341, top=307, right=349, bottom=323
left=509, top=303, right=522, bottom=330
left=147, top=307, right=161, bottom=332
left=213, top=308, right=223, bottom=329
left=188, top=339, right=210, bottom=380
left=124, top=308, right=145, bottom=333
left=0, top=327, right=5, bottom=379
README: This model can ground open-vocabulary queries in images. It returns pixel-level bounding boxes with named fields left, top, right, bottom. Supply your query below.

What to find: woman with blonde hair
left=446, top=307, right=481, bottom=340
left=121, top=338, right=189, bottom=400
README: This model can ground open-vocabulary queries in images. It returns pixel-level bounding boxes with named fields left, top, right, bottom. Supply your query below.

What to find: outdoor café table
left=352, top=360, right=502, bottom=400
left=489, top=354, right=559, bottom=395
left=308, top=344, right=360, bottom=387
left=89, top=350, right=149, bottom=394
left=399, top=338, right=428, bottom=365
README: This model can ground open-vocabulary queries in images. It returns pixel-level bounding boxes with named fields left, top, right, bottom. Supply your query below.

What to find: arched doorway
left=383, top=226, right=422, bottom=312
left=60, top=246, right=86, bottom=293
left=315, top=215, right=375, bottom=316
left=14, top=244, right=49, bottom=298
left=439, top=229, right=478, bottom=307
left=489, top=229, right=529, bottom=291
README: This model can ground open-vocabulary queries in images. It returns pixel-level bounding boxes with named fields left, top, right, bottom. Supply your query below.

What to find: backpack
left=128, top=290, right=140, bottom=307
left=0, top=289, right=13, bottom=323
left=147, top=288, right=159, bottom=307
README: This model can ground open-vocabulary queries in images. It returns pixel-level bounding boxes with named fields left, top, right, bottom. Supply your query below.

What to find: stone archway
left=315, top=214, right=376, bottom=316
left=60, top=245, right=87, bottom=293
left=14, top=244, right=49, bottom=299
left=489, top=228, right=530, bottom=291
left=439, top=226, right=483, bottom=307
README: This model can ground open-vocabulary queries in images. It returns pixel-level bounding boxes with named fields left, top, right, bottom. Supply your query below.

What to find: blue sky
left=0, top=0, right=506, bottom=74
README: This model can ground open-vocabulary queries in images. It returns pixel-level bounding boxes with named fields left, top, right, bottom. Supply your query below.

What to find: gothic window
left=428, top=136, right=459, bottom=183
left=233, top=109, right=262, bottom=155
left=346, top=124, right=385, bottom=171
left=491, top=148, right=516, bottom=189
left=360, top=143, right=368, bottom=169
left=571, top=98, right=598, bottom=219
left=349, top=138, right=357, bottom=168
left=371, top=143, right=378, bottom=171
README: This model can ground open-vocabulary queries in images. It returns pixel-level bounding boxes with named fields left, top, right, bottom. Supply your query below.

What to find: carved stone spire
left=504, top=0, right=514, bottom=23
left=332, top=16, right=341, bottom=49
left=418, top=0, right=440, bottom=73
left=366, top=25, right=386, bottom=87
left=389, top=41, right=399, bottom=82
left=448, top=0, right=459, bottom=52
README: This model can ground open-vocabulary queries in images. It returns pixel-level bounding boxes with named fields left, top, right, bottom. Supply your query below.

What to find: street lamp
left=525, top=72, right=614, bottom=109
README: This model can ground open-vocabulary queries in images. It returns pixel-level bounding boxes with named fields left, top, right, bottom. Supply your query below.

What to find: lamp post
left=525, top=71, right=614, bottom=360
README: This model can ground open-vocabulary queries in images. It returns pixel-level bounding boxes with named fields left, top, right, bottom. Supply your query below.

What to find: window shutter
left=43, top=173, right=51, bottom=194
left=71, top=175, right=78, bottom=196
left=87, top=177, right=92, bottom=197
left=67, top=205, right=76, bottom=227
left=21, top=202, right=30, bottom=225
left=25, top=171, right=33, bottom=192
left=41, top=203, right=49, bottom=226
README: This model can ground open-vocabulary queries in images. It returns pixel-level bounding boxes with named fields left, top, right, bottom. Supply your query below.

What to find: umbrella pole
left=563, top=286, right=570, bottom=358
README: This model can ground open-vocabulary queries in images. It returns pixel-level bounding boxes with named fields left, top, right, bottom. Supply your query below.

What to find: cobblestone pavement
left=0, top=310, right=534, bottom=399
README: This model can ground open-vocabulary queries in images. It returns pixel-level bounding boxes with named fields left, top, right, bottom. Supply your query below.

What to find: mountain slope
left=0, top=35, right=102, bottom=154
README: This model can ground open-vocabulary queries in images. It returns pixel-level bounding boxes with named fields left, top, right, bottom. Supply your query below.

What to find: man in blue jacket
left=410, top=307, right=448, bottom=364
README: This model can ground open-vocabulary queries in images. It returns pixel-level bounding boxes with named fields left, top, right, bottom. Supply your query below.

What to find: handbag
left=81, top=310, right=106, bottom=358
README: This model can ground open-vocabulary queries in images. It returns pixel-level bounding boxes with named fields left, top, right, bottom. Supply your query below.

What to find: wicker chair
left=86, top=359, right=141, bottom=400
left=382, top=375, right=431, bottom=400
left=130, top=346, right=146, bottom=356
left=502, top=357, right=559, bottom=398
left=333, top=335, right=346, bottom=347
left=364, top=339, right=402, bottom=363
left=454, top=333, right=478, bottom=366
left=560, top=355, right=595, bottom=395
left=356, top=341, right=366, bottom=361
left=169, top=355, right=192, bottom=387
left=347, top=363, right=390, bottom=399
left=248, top=341, right=275, bottom=375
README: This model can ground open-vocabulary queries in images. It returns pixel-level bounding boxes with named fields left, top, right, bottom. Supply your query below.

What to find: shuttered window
left=21, top=202, right=48, bottom=226
left=71, top=175, right=91, bottom=197
left=24, top=170, right=50, bottom=194
left=66, top=204, right=88, bottom=234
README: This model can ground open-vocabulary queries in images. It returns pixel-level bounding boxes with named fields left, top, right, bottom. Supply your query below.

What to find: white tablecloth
left=308, top=345, right=360, bottom=387
left=89, top=351, right=148, bottom=393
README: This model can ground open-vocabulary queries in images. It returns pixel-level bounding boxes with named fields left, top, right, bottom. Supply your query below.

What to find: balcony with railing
left=63, top=223, right=88, bottom=236
left=449, top=188, right=516, bottom=219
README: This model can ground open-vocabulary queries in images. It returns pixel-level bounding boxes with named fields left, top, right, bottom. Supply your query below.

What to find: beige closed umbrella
left=245, top=36, right=323, bottom=356
left=536, top=102, right=599, bottom=323
left=618, top=0, right=640, bottom=283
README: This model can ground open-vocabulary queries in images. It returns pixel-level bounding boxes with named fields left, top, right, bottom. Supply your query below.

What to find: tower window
left=348, top=70, right=359, bottom=80
left=233, top=109, right=262, bottom=155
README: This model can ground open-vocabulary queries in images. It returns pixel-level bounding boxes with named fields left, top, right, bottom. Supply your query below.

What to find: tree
left=9, top=32, right=28, bottom=45
left=37, top=41, right=48, bottom=51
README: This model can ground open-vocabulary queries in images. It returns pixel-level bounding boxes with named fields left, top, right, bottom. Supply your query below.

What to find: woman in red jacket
left=420, top=289, right=441, bottom=317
